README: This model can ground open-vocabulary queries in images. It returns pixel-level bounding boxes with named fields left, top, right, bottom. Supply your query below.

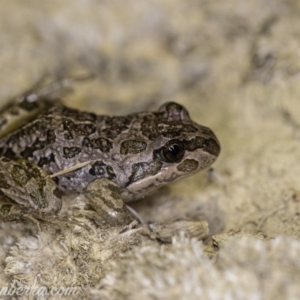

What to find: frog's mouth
left=121, top=147, right=219, bottom=202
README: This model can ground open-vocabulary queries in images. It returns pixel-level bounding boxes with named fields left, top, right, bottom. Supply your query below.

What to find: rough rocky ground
left=0, top=0, right=300, bottom=299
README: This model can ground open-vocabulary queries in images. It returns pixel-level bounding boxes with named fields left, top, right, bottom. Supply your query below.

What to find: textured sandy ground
left=0, top=0, right=300, bottom=299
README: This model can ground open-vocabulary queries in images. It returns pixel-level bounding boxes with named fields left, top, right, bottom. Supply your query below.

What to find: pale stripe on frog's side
left=0, top=98, right=220, bottom=229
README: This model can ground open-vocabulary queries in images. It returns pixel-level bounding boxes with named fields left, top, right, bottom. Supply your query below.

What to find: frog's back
left=0, top=105, right=116, bottom=185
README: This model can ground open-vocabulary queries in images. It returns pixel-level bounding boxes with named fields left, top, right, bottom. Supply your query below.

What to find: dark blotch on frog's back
left=63, top=147, right=82, bottom=159
left=38, top=153, right=55, bottom=167
left=81, top=137, right=113, bottom=153
left=102, top=116, right=131, bottom=139
left=62, top=118, right=96, bottom=136
left=120, top=140, right=147, bottom=155
left=20, top=129, right=56, bottom=159
left=89, top=161, right=116, bottom=180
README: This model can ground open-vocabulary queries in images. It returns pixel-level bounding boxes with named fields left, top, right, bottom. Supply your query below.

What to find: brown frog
left=0, top=96, right=220, bottom=229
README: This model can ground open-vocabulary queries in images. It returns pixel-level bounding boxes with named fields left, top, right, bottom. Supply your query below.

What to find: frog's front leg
left=75, top=178, right=135, bottom=227
left=0, top=157, right=62, bottom=223
left=79, top=178, right=209, bottom=242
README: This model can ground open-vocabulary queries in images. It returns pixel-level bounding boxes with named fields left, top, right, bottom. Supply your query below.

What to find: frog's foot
left=18, top=72, right=94, bottom=105
left=145, top=218, right=209, bottom=243
left=0, top=157, right=65, bottom=231
left=0, top=201, right=35, bottom=223
left=0, top=201, right=51, bottom=230
left=0, top=77, right=61, bottom=139
left=0, top=157, right=62, bottom=213
left=0, top=157, right=91, bottom=231
left=119, top=202, right=209, bottom=243
left=4, top=72, right=94, bottom=106
left=77, top=178, right=135, bottom=228
left=0, top=73, right=94, bottom=138
left=0, top=200, right=87, bottom=231
left=37, top=214, right=92, bottom=232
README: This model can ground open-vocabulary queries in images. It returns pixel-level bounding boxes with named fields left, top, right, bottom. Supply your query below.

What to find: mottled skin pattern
left=0, top=100, right=220, bottom=225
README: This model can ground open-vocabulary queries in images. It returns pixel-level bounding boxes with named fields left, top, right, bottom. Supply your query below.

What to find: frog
left=0, top=92, right=220, bottom=231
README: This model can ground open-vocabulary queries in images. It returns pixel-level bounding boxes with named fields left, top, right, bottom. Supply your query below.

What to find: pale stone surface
left=0, top=0, right=300, bottom=299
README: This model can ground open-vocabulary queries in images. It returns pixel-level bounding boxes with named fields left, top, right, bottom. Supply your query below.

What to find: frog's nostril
left=203, top=138, right=221, bottom=157
left=202, top=139, right=210, bottom=148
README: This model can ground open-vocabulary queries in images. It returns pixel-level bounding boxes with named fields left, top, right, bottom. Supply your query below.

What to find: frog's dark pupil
left=161, top=140, right=185, bottom=163
left=169, top=144, right=180, bottom=155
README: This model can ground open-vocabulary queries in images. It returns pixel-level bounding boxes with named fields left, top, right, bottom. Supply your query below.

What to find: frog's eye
left=161, top=140, right=185, bottom=163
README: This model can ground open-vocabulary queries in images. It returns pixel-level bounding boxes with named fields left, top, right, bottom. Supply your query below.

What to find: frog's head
left=118, top=102, right=221, bottom=202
